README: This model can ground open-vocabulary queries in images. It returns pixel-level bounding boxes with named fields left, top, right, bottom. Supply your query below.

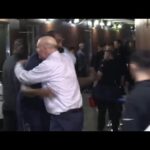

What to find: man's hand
left=18, top=59, right=27, bottom=65
left=21, top=85, right=34, bottom=97
left=21, top=85, right=55, bottom=98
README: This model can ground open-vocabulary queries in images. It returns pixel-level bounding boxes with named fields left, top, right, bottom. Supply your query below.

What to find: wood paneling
left=135, top=19, right=150, bottom=50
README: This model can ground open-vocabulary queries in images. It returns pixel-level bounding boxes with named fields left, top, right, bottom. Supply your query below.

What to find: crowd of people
left=1, top=29, right=150, bottom=131
left=2, top=31, right=93, bottom=131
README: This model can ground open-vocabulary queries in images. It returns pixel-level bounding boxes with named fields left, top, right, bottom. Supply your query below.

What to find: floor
left=82, top=93, right=98, bottom=131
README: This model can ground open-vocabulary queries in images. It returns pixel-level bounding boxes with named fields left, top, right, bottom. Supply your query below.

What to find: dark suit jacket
left=19, top=52, right=46, bottom=111
left=2, top=55, right=20, bottom=111
left=122, top=80, right=150, bottom=131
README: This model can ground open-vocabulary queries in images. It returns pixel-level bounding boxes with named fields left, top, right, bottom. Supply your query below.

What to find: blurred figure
left=15, top=36, right=83, bottom=131
left=44, top=31, right=96, bottom=89
left=17, top=31, right=68, bottom=131
left=113, top=40, right=125, bottom=63
left=92, top=47, right=123, bottom=131
left=17, top=52, right=50, bottom=131
left=2, top=39, right=27, bottom=131
left=45, top=31, right=76, bottom=65
left=126, top=40, right=135, bottom=63
left=91, top=44, right=104, bottom=71
left=43, top=31, right=96, bottom=92
left=76, top=43, right=87, bottom=77
left=123, top=40, right=136, bottom=94
left=113, top=40, right=127, bottom=90
left=122, top=50, right=150, bottom=131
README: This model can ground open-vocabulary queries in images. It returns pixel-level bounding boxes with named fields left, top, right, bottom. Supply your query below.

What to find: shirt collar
left=47, top=50, right=59, bottom=59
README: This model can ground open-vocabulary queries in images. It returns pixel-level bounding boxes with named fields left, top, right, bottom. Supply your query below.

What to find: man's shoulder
left=44, top=54, right=61, bottom=68
left=4, top=55, right=15, bottom=62
left=127, top=84, right=150, bottom=103
left=3, top=55, right=17, bottom=69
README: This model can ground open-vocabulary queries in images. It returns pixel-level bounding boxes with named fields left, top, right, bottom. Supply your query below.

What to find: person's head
left=40, top=30, right=64, bottom=53
left=79, top=43, right=84, bottom=50
left=36, top=36, right=58, bottom=60
left=103, top=45, right=114, bottom=60
left=13, top=38, right=27, bottom=59
left=114, top=40, right=122, bottom=49
left=129, top=50, right=150, bottom=81
left=45, top=31, right=64, bottom=47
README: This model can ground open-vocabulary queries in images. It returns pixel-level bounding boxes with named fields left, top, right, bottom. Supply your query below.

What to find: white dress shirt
left=15, top=51, right=82, bottom=115
left=63, top=47, right=76, bottom=65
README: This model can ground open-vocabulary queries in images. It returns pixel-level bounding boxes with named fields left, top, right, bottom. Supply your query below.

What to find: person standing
left=122, top=50, right=150, bottom=131
left=76, top=43, right=87, bottom=77
left=2, top=39, right=27, bottom=131
left=17, top=52, right=50, bottom=131
left=93, top=48, right=123, bottom=131
left=15, top=36, right=83, bottom=131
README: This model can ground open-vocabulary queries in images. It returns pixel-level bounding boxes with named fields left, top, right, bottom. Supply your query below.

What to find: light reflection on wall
left=135, top=19, right=150, bottom=50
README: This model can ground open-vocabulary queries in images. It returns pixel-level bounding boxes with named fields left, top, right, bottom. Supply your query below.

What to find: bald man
left=15, top=36, right=83, bottom=131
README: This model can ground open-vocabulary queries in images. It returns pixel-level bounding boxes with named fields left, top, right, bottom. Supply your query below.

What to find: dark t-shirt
left=122, top=80, right=150, bottom=131
left=98, top=59, right=120, bottom=86
left=91, top=51, right=104, bottom=71
left=113, top=47, right=127, bottom=79
left=92, top=59, right=122, bottom=103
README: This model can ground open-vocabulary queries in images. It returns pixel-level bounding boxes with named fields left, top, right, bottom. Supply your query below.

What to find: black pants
left=23, top=108, right=50, bottom=131
left=50, top=109, right=84, bottom=131
left=16, top=93, right=50, bottom=131
left=2, top=110, right=17, bottom=131
left=97, top=102, right=122, bottom=131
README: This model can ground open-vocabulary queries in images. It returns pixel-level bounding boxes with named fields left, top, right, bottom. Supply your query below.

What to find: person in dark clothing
left=2, top=39, right=27, bottom=131
left=123, top=41, right=135, bottom=93
left=91, top=45, right=104, bottom=71
left=124, top=65, right=135, bottom=93
left=92, top=48, right=123, bottom=131
left=17, top=52, right=50, bottom=131
left=113, top=40, right=127, bottom=90
left=76, top=43, right=87, bottom=77
left=17, top=31, right=63, bottom=131
left=126, top=40, right=136, bottom=63
left=122, top=50, right=150, bottom=131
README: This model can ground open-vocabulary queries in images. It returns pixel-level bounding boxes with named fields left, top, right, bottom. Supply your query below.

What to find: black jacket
left=18, top=52, right=46, bottom=111
left=122, top=80, right=150, bottom=131
left=2, top=55, right=20, bottom=111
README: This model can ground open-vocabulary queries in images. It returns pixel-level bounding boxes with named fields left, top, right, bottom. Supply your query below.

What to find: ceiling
left=62, top=19, right=134, bottom=25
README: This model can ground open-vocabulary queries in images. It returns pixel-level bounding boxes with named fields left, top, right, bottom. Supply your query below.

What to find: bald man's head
left=36, top=36, right=58, bottom=60
left=37, top=36, right=57, bottom=48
